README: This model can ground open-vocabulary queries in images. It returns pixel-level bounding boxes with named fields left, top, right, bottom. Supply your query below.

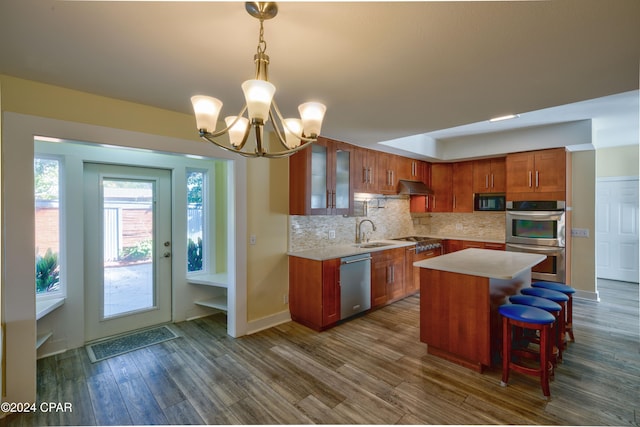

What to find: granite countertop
left=413, top=248, right=545, bottom=280
left=287, top=240, right=415, bottom=261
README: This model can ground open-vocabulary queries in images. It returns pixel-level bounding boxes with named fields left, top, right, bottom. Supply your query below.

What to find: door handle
left=163, top=252, right=171, bottom=258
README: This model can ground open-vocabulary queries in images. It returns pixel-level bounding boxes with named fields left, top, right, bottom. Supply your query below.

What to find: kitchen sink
left=354, top=242, right=394, bottom=249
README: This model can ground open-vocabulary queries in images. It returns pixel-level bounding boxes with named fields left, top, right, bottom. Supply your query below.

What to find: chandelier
left=191, top=2, right=327, bottom=158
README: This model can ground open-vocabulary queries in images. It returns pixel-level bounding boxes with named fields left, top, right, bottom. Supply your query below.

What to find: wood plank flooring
left=3, top=279, right=639, bottom=426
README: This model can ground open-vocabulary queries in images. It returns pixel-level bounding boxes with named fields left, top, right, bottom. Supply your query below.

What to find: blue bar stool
left=509, top=295, right=563, bottom=364
left=532, top=281, right=576, bottom=342
left=499, top=304, right=556, bottom=398
left=521, top=287, right=569, bottom=349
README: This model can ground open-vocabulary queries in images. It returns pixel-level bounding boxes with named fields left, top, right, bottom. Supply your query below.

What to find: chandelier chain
left=257, top=19, right=267, bottom=54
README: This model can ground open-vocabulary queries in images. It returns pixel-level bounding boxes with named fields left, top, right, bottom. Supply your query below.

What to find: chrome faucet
left=356, top=219, right=376, bottom=244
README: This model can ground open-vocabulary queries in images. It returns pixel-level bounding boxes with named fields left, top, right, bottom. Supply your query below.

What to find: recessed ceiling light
left=489, top=114, right=520, bottom=122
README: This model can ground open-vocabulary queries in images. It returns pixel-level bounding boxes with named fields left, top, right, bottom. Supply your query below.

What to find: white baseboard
left=246, top=310, right=291, bottom=335
left=575, top=289, right=600, bottom=302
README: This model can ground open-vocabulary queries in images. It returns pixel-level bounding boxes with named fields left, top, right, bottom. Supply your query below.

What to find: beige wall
left=596, top=145, right=639, bottom=177
left=246, top=157, right=290, bottom=321
left=570, top=150, right=597, bottom=297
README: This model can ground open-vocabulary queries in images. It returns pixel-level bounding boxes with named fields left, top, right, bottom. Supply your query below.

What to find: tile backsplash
left=289, top=196, right=506, bottom=252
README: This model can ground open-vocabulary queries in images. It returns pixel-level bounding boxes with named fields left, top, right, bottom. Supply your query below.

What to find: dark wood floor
left=4, top=279, right=639, bottom=426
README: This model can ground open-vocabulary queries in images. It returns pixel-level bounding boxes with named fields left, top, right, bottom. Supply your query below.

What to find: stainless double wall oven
left=505, top=200, right=566, bottom=283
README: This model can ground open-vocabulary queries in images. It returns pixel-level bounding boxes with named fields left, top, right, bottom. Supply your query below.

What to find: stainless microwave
left=474, top=193, right=505, bottom=211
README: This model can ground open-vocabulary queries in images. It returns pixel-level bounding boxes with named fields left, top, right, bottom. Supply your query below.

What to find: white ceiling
left=1, top=1, right=638, bottom=160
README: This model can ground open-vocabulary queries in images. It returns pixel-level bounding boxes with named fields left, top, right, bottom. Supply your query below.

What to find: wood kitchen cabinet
left=289, top=137, right=353, bottom=215
left=377, top=153, right=402, bottom=195
left=430, top=163, right=453, bottom=212
left=289, top=256, right=340, bottom=331
left=506, top=148, right=568, bottom=201
left=353, top=147, right=377, bottom=193
left=473, top=157, right=506, bottom=193
left=371, top=248, right=405, bottom=307
left=405, top=247, right=441, bottom=295
left=445, top=239, right=505, bottom=253
left=452, top=161, right=474, bottom=212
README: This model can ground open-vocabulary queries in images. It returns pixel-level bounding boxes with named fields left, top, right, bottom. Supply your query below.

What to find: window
left=187, top=170, right=205, bottom=273
left=35, top=157, right=62, bottom=296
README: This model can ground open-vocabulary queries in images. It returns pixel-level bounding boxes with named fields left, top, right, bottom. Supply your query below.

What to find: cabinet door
left=332, top=141, right=353, bottom=215
left=430, top=163, right=453, bottom=212
left=396, top=157, right=414, bottom=182
left=453, top=161, right=474, bottom=212
left=353, top=147, right=377, bottom=193
left=445, top=239, right=464, bottom=253
left=490, top=158, right=506, bottom=193
left=473, top=159, right=492, bottom=193
left=322, top=258, right=341, bottom=326
left=506, top=152, right=535, bottom=194
left=371, top=256, right=389, bottom=308
left=387, top=256, right=405, bottom=302
left=377, top=153, right=399, bottom=195
left=534, top=149, right=565, bottom=193
left=309, top=141, right=330, bottom=214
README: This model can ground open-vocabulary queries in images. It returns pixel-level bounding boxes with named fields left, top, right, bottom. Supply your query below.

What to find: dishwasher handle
left=341, top=256, right=372, bottom=265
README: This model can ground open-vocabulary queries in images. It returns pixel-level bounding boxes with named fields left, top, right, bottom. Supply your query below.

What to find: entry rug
left=86, top=325, right=178, bottom=363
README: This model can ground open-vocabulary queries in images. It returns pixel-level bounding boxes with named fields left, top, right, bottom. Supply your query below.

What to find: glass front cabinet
left=290, top=137, right=353, bottom=216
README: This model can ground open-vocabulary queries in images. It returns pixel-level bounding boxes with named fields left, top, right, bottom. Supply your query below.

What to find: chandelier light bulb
left=225, top=116, right=250, bottom=147
left=298, top=102, right=326, bottom=137
left=191, top=95, right=223, bottom=133
left=242, top=79, right=276, bottom=122
left=283, top=118, right=303, bottom=148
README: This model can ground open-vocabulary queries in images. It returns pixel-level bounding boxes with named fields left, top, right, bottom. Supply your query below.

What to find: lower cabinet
left=371, top=248, right=405, bottom=308
left=289, top=256, right=340, bottom=331
left=445, top=239, right=506, bottom=253
left=405, top=247, right=442, bottom=295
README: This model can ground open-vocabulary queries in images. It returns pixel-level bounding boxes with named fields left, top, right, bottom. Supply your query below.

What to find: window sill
left=36, top=297, right=65, bottom=320
left=187, top=272, right=228, bottom=288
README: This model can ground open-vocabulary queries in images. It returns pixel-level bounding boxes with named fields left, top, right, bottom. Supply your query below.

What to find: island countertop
left=414, top=248, right=545, bottom=280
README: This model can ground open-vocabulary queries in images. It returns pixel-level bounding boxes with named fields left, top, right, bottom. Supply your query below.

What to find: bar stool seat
left=531, top=281, right=576, bottom=342
left=521, top=287, right=569, bottom=349
left=509, top=295, right=563, bottom=363
left=499, top=304, right=556, bottom=398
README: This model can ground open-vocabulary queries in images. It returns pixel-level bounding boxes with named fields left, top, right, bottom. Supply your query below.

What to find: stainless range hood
left=397, top=179, right=433, bottom=196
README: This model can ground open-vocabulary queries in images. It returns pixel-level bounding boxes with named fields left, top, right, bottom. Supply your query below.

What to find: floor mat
left=86, top=325, right=178, bottom=363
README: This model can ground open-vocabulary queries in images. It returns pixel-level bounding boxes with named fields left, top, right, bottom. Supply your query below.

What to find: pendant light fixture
left=191, top=2, right=327, bottom=158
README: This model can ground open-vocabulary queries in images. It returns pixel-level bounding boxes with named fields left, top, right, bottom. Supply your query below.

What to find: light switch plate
left=571, top=228, right=589, bottom=238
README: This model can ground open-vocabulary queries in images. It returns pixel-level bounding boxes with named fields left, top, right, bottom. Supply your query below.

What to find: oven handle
left=506, top=243, right=564, bottom=253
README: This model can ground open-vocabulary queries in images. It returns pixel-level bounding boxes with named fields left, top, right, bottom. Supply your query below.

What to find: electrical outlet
left=456, top=223, right=463, bottom=231
left=329, top=230, right=336, bottom=239
left=283, top=294, right=289, bottom=304
left=249, top=234, right=257, bottom=245
left=571, top=228, right=590, bottom=238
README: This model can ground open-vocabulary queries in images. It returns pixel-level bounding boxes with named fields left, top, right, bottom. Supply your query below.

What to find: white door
left=596, top=178, right=639, bottom=283
left=84, top=163, right=172, bottom=341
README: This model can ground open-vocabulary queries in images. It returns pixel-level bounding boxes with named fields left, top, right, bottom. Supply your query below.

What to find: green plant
left=36, top=248, right=60, bottom=293
left=120, top=240, right=152, bottom=262
left=188, top=237, right=203, bottom=272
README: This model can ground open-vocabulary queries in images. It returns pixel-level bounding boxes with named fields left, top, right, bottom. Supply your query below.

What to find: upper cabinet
left=290, top=137, right=353, bottom=216
left=473, top=158, right=506, bottom=194
left=452, top=161, right=474, bottom=212
left=430, top=163, right=453, bottom=212
left=506, top=148, right=568, bottom=201
left=377, top=153, right=401, bottom=195
left=353, top=147, right=377, bottom=193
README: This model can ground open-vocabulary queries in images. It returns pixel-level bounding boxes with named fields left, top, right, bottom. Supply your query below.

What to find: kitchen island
left=414, top=248, right=545, bottom=372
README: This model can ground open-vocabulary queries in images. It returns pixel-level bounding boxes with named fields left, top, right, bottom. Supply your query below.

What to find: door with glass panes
left=83, top=163, right=172, bottom=341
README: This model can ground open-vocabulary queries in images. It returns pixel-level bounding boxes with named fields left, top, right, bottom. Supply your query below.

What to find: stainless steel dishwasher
left=340, top=253, right=372, bottom=320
